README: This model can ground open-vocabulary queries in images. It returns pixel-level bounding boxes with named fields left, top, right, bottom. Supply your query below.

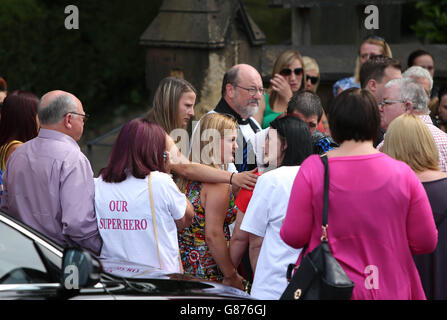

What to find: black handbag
left=280, top=155, right=354, bottom=300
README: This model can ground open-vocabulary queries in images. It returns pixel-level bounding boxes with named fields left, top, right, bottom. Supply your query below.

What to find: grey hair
left=38, top=94, right=78, bottom=125
left=403, top=66, right=433, bottom=91
left=221, top=67, right=240, bottom=97
left=385, top=78, right=429, bottom=113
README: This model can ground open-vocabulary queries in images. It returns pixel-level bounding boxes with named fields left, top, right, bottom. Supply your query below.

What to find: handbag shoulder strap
left=148, top=173, right=163, bottom=269
left=435, top=208, right=447, bottom=228
left=320, top=155, right=329, bottom=241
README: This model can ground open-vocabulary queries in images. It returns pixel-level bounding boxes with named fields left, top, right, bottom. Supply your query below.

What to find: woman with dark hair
left=281, top=88, right=438, bottom=299
left=0, top=90, right=39, bottom=172
left=94, top=118, right=193, bottom=272
left=229, top=116, right=312, bottom=298
left=407, top=49, right=435, bottom=79
left=436, top=86, right=447, bottom=133
left=0, top=77, right=7, bottom=105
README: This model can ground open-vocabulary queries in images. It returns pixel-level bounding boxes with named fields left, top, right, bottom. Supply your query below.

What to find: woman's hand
left=270, top=74, right=293, bottom=101
left=223, top=272, right=245, bottom=291
left=231, top=169, right=258, bottom=190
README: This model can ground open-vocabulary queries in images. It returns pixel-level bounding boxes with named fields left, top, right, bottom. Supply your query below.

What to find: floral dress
left=178, top=181, right=237, bottom=282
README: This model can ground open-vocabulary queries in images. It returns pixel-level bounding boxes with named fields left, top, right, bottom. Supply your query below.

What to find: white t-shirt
left=94, top=171, right=187, bottom=273
left=240, top=166, right=302, bottom=300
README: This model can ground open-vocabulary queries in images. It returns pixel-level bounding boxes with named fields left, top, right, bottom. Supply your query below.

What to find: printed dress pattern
left=179, top=181, right=237, bottom=282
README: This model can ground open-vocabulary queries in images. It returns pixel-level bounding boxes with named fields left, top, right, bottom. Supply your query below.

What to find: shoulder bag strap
left=320, top=155, right=329, bottom=241
left=435, top=208, right=447, bottom=228
left=148, top=173, right=163, bottom=270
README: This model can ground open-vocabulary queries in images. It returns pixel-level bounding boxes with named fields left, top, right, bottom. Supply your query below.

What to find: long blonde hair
left=270, top=49, right=305, bottom=107
left=302, top=56, right=320, bottom=92
left=354, top=37, right=392, bottom=83
left=177, top=113, right=238, bottom=191
left=383, top=114, right=439, bottom=172
left=146, top=77, right=196, bottom=134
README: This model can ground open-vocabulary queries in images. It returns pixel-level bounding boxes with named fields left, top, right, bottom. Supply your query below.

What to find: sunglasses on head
left=279, top=68, right=303, bottom=77
left=306, top=74, right=319, bottom=85
left=363, top=34, right=386, bottom=43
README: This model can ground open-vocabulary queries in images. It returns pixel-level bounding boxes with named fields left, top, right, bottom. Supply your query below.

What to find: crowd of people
left=1, top=37, right=447, bottom=300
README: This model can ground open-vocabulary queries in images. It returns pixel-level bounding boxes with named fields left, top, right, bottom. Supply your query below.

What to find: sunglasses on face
left=279, top=68, right=303, bottom=77
left=306, top=74, right=319, bottom=85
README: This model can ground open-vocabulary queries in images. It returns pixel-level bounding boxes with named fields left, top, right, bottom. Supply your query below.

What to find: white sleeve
left=240, top=174, right=273, bottom=237
left=251, top=128, right=269, bottom=171
left=159, top=175, right=187, bottom=221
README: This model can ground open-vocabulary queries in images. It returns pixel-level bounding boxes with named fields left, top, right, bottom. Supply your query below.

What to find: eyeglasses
left=379, top=99, right=406, bottom=107
left=279, top=68, right=303, bottom=77
left=306, top=74, right=319, bottom=85
left=65, top=111, right=90, bottom=122
left=233, top=84, right=267, bottom=96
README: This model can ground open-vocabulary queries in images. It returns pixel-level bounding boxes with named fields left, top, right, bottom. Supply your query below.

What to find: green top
left=262, top=93, right=284, bottom=129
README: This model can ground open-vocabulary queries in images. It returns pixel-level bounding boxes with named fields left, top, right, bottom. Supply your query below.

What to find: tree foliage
left=0, top=0, right=162, bottom=127
left=411, top=0, right=447, bottom=43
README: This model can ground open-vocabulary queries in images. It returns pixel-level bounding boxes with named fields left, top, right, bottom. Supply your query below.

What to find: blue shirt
left=332, top=76, right=360, bottom=97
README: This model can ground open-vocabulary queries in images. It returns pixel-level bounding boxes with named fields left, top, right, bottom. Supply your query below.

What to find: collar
left=38, top=128, right=80, bottom=149
left=214, top=98, right=250, bottom=125
left=418, top=114, right=434, bottom=126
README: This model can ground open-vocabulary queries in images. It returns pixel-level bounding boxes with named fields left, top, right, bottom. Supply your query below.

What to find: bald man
left=191, top=64, right=264, bottom=173
left=1, top=90, right=102, bottom=255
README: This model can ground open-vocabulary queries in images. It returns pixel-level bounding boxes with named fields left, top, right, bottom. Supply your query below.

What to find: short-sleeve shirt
left=95, top=172, right=186, bottom=273
left=240, top=166, right=302, bottom=299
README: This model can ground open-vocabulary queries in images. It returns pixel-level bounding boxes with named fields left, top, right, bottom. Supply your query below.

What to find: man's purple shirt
left=1, top=128, right=102, bottom=254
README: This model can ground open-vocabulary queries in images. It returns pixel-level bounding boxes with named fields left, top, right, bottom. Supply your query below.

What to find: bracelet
left=229, top=172, right=235, bottom=185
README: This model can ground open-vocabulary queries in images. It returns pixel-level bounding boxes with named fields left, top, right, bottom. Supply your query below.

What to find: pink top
left=280, top=153, right=438, bottom=300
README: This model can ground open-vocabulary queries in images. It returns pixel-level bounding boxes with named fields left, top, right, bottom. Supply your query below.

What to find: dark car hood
left=94, top=259, right=252, bottom=300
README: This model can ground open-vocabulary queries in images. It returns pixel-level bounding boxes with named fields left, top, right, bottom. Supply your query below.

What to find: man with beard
left=211, top=64, right=264, bottom=285
left=192, top=64, right=264, bottom=172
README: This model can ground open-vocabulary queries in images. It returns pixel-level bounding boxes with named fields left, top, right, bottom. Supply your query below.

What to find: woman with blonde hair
left=178, top=112, right=245, bottom=290
left=303, top=56, right=320, bottom=93
left=302, top=56, right=331, bottom=135
left=333, top=35, right=392, bottom=96
left=383, top=114, right=447, bottom=299
left=254, top=49, right=305, bottom=129
left=147, top=76, right=197, bottom=135
left=147, top=77, right=259, bottom=192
